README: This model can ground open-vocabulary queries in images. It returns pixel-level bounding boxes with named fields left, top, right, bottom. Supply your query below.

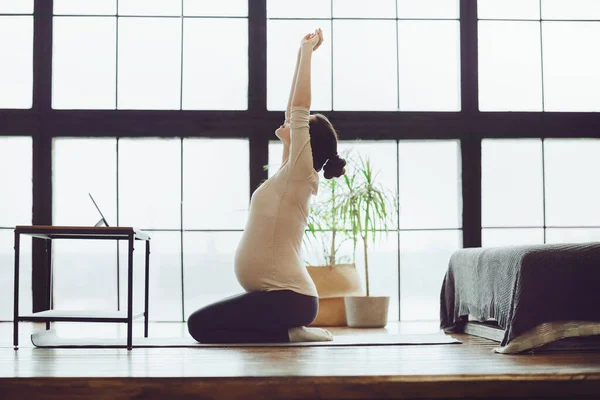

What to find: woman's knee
left=303, top=297, right=319, bottom=326
left=278, top=291, right=319, bottom=327
left=187, top=308, right=210, bottom=342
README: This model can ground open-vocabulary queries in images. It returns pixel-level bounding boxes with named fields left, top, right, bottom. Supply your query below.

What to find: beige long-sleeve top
left=234, top=107, right=319, bottom=297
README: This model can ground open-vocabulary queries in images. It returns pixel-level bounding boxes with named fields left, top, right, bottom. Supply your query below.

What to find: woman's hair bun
left=323, top=154, right=347, bottom=179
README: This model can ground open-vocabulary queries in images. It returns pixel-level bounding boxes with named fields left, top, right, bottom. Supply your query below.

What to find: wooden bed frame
left=464, top=321, right=600, bottom=353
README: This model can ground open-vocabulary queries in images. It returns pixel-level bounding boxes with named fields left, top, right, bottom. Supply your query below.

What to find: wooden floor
left=1, top=321, right=600, bottom=399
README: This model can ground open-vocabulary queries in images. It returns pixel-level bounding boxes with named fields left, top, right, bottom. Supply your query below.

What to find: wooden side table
left=13, top=226, right=151, bottom=350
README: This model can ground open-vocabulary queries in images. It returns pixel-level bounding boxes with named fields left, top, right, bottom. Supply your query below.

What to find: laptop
left=88, top=193, right=110, bottom=227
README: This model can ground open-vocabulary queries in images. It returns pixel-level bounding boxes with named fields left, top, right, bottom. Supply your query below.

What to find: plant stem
left=330, top=229, right=336, bottom=266
left=362, top=234, right=369, bottom=296
left=355, top=206, right=370, bottom=297
left=330, top=182, right=336, bottom=266
left=364, top=192, right=371, bottom=297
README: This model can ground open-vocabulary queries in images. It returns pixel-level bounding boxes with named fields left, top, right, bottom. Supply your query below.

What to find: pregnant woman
left=188, top=29, right=347, bottom=343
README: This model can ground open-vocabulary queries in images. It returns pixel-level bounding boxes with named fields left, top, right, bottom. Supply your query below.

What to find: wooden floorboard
left=1, top=322, right=600, bottom=399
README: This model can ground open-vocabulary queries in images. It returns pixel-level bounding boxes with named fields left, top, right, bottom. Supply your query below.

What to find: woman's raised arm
left=291, top=29, right=321, bottom=109
left=285, top=29, right=322, bottom=122
left=284, top=49, right=301, bottom=124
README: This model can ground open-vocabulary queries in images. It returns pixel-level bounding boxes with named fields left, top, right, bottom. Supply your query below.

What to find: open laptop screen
left=88, top=193, right=110, bottom=227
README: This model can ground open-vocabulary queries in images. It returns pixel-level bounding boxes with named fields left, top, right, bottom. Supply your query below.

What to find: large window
left=53, top=138, right=249, bottom=321
left=269, top=140, right=462, bottom=320
left=482, top=139, right=600, bottom=247
left=52, top=0, right=248, bottom=109
left=478, top=0, right=600, bottom=111
left=267, top=0, right=461, bottom=111
left=2, top=1, right=600, bottom=323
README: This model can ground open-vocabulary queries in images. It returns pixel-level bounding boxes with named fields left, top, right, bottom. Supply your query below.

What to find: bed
left=440, top=242, right=600, bottom=353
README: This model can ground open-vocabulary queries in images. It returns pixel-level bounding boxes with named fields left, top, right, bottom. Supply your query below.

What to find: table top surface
left=14, top=225, right=151, bottom=240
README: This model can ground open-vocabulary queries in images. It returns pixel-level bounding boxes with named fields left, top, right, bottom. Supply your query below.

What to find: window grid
left=52, top=1, right=249, bottom=110
left=478, top=1, right=600, bottom=112
left=268, top=8, right=459, bottom=112
left=482, top=139, right=600, bottom=244
left=50, top=137, right=250, bottom=321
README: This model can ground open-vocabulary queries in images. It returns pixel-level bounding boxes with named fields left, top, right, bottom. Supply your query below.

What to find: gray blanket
left=440, top=243, right=600, bottom=346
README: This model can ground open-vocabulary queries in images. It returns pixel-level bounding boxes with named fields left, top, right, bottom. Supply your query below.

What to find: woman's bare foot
left=288, top=326, right=334, bottom=342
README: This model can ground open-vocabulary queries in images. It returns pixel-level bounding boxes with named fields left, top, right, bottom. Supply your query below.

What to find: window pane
left=482, top=228, right=545, bottom=247
left=267, top=0, right=331, bottom=18
left=267, top=20, right=332, bottom=111
left=0, top=137, right=32, bottom=227
left=183, top=139, right=249, bottom=229
left=184, top=0, right=247, bottom=16
left=118, top=0, right=180, bottom=16
left=542, top=22, right=600, bottom=112
left=183, top=232, right=244, bottom=320
left=0, top=232, right=32, bottom=320
left=544, top=139, right=600, bottom=226
left=182, top=19, right=247, bottom=110
left=119, top=231, right=181, bottom=321
left=478, top=21, right=542, bottom=111
left=119, top=138, right=181, bottom=229
left=117, top=18, right=181, bottom=109
left=338, top=141, right=398, bottom=228
left=332, top=0, right=395, bottom=18
left=397, top=0, right=459, bottom=19
left=546, top=228, right=600, bottom=244
left=53, top=139, right=117, bottom=226
left=482, top=139, right=544, bottom=227
left=0, top=0, right=33, bottom=13
left=0, top=17, right=32, bottom=109
left=354, top=231, right=399, bottom=321
left=53, top=239, right=118, bottom=311
left=398, top=21, right=460, bottom=111
left=302, top=230, right=356, bottom=267
left=0, top=137, right=32, bottom=320
left=268, top=142, right=284, bottom=177
left=401, top=230, right=461, bottom=321
left=333, top=20, right=397, bottom=111
left=398, top=141, right=461, bottom=230
left=542, top=0, right=600, bottom=20
left=477, top=0, right=540, bottom=20
left=52, top=17, right=116, bottom=109
left=54, top=0, right=116, bottom=15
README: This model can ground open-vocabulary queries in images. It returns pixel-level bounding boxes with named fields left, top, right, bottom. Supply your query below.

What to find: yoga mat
left=31, top=329, right=460, bottom=348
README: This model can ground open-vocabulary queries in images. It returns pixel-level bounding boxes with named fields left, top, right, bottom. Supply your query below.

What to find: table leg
left=144, top=240, right=150, bottom=338
left=127, top=234, right=134, bottom=350
left=46, top=239, right=52, bottom=331
left=13, top=232, right=20, bottom=350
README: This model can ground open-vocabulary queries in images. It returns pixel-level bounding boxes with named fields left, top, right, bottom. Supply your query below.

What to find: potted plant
left=304, top=158, right=364, bottom=327
left=338, top=155, right=396, bottom=328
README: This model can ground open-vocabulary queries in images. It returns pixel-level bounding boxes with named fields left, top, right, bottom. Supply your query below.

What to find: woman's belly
left=234, top=216, right=274, bottom=290
left=234, top=222, right=317, bottom=296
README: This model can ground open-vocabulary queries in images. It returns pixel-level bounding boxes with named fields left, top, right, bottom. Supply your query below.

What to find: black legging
left=187, top=290, right=319, bottom=343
